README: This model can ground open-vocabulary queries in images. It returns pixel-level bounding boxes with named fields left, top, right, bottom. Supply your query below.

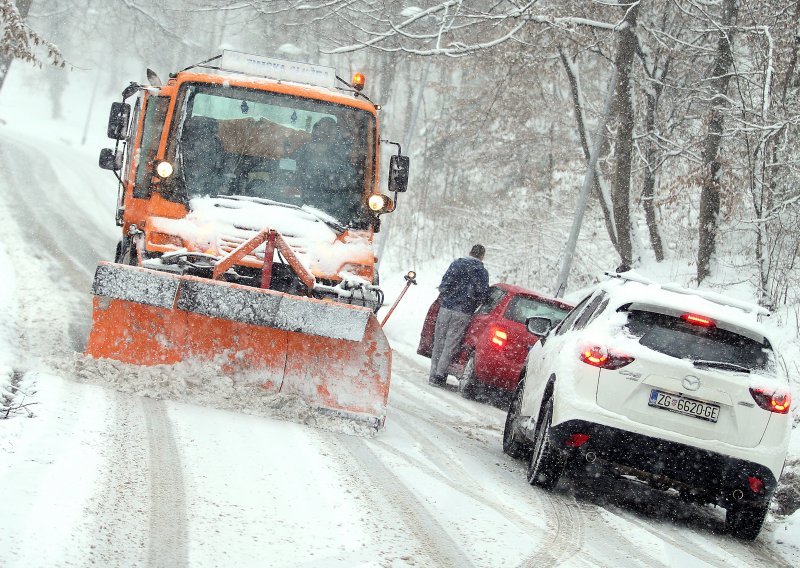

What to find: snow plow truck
left=87, top=51, right=410, bottom=429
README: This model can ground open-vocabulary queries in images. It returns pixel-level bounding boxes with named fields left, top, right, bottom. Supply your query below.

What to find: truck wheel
left=458, top=354, right=483, bottom=400
left=726, top=502, right=769, bottom=540
left=116, top=238, right=138, bottom=266
left=503, top=380, right=530, bottom=460
left=526, top=398, right=566, bottom=490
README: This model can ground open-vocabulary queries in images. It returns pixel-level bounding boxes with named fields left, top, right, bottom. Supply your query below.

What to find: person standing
left=429, top=244, right=489, bottom=386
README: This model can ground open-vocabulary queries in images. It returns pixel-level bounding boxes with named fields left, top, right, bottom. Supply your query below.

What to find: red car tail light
left=579, top=345, right=634, bottom=370
left=490, top=327, right=508, bottom=349
left=749, top=387, right=791, bottom=414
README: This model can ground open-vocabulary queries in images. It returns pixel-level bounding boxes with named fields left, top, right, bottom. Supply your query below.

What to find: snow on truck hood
left=149, top=196, right=373, bottom=278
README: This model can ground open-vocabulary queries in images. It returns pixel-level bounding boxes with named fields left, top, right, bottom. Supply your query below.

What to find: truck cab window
left=133, top=96, right=169, bottom=199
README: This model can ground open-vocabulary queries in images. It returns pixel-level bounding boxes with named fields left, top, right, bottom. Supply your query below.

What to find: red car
left=418, top=283, right=573, bottom=399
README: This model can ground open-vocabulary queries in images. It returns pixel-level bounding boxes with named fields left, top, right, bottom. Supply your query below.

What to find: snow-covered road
left=0, top=130, right=795, bottom=567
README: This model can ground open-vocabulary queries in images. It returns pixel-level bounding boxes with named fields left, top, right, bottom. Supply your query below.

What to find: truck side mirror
left=99, top=148, right=123, bottom=171
left=388, top=155, right=409, bottom=193
left=107, top=102, right=131, bottom=140
left=526, top=316, right=552, bottom=338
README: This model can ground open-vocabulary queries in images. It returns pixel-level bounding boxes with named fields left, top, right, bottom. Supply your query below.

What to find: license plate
left=648, top=389, right=720, bottom=423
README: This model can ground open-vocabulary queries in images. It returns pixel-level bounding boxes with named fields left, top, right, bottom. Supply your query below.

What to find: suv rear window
left=504, top=296, right=571, bottom=326
left=624, top=310, right=774, bottom=372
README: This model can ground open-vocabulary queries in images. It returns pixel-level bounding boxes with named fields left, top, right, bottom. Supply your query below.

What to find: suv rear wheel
left=526, top=398, right=566, bottom=490
left=458, top=354, right=484, bottom=400
left=726, top=502, right=769, bottom=541
left=503, top=380, right=530, bottom=459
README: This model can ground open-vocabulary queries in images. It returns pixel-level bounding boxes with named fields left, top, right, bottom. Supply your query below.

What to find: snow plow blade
left=85, top=262, right=391, bottom=428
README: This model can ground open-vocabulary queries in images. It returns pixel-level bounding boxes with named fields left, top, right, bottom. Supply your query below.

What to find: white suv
left=503, top=272, right=792, bottom=540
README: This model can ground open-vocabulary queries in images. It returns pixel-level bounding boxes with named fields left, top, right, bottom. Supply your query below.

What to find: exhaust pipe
left=732, top=489, right=744, bottom=501
left=585, top=451, right=597, bottom=464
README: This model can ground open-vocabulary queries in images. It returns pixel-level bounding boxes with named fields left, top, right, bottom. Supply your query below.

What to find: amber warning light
left=353, top=72, right=366, bottom=91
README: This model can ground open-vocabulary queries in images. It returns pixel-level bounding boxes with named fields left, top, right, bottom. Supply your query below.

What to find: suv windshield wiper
left=692, top=360, right=751, bottom=373
left=214, top=195, right=346, bottom=234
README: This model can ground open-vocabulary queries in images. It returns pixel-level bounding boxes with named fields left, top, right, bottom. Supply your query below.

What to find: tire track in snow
left=386, top=358, right=595, bottom=567
left=609, top=506, right=793, bottom=568
left=337, top=434, right=476, bottom=568
left=388, top=393, right=592, bottom=568
left=381, top=406, right=546, bottom=534
left=0, top=135, right=111, bottom=271
left=519, top=494, right=586, bottom=568
left=0, top=138, right=112, bottom=353
left=1, top=135, right=181, bottom=565
left=79, top=391, right=151, bottom=566
left=142, top=397, right=189, bottom=568
left=389, top=351, right=680, bottom=568
left=392, top=350, right=793, bottom=567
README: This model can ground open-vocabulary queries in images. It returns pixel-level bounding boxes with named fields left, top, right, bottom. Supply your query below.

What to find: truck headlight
left=156, top=161, right=174, bottom=178
left=368, top=194, right=391, bottom=212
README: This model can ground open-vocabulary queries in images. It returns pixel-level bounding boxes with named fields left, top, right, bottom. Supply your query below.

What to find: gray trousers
left=430, top=307, right=472, bottom=379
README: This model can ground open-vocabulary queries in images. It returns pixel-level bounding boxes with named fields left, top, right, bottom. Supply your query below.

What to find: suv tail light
left=748, top=476, right=765, bottom=494
left=565, top=433, right=590, bottom=448
left=490, top=327, right=508, bottom=349
left=681, top=313, right=715, bottom=327
left=749, top=388, right=791, bottom=414
left=579, top=345, right=634, bottom=370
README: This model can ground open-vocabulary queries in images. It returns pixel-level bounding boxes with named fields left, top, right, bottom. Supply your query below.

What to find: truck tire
left=115, top=238, right=138, bottom=266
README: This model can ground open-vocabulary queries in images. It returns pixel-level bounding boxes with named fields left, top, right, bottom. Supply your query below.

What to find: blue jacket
left=438, top=256, right=489, bottom=314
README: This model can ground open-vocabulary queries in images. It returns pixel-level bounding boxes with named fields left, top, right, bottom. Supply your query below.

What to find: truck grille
left=218, top=231, right=309, bottom=262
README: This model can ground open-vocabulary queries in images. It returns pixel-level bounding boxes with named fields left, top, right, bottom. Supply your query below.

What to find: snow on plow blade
left=85, top=262, right=391, bottom=428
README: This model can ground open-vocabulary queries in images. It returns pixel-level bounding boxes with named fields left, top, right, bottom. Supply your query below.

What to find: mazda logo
left=682, top=375, right=701, bottom=391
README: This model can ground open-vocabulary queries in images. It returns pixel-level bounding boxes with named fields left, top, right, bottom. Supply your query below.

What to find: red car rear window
left=504, top=296, right=571, bottom=326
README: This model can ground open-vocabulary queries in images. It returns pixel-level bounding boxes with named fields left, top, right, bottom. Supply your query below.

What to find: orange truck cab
left=99, top=51, right=410, bottom=311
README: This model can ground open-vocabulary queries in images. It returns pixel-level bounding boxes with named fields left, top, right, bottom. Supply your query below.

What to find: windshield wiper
left=215, top=195, right=347, bottom=234
left=692, top=360, right=751, bottom=373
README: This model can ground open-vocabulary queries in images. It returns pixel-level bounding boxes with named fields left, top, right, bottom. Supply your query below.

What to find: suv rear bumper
left=548, top=419, right=777, bottom=506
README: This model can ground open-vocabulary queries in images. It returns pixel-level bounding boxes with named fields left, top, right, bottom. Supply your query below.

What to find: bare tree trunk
left=781, top=0, right=800, bottom=102
left=642, top=90, right=665, bottom=261
left=0, top=0, right=33, bottom=93
left=611, top=3, right=640, bottom=268
left=698, top=0, right=738, bottom=283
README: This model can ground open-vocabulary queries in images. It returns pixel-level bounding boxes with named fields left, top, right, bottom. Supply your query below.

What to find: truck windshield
left=175, top=83, right=375, bottom=225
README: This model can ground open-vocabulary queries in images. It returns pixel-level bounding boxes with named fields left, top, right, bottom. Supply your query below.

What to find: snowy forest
left=3, top=1, right=800, bottom=562
left=3, top=0, right=800, bottom=309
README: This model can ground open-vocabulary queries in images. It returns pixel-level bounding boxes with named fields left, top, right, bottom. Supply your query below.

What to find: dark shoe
left=428, top=375, right=446, bottom=386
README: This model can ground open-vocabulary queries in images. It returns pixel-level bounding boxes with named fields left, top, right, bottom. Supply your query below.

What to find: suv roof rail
left=603, top=271, right=771, bottom=318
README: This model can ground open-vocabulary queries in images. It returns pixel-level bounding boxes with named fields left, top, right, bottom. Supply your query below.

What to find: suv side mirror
left=107, top=102, right=131, bottom=140
left=99, top=148, right=123, bottom=171
left=526, top=316, right=552, bottom=337
left=388, top=154, right=409, bottom=193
